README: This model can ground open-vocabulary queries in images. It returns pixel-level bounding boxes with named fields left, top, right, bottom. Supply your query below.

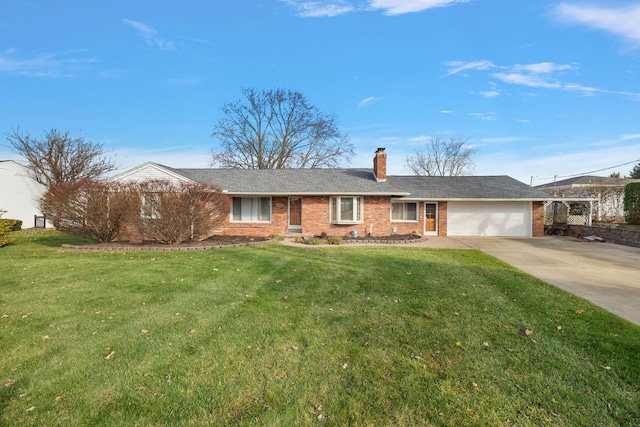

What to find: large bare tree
left=210, top=88, right=354, bottom=169
left=405, top=136, right=476, bottom=176
left=6, top=128, right=117, bottom=188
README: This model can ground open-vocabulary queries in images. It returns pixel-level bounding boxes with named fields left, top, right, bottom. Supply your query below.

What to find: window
left=330, top=196, right=363, bottom=224
left=141, top=193, right=162, bottom=219
left=391, top=202, right=418, bottom=221
left=232, top=197, right=271, bottom=222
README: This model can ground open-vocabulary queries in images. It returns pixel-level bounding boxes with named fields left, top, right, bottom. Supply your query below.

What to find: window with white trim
left=141, top=193, right=162, bottom=219
left=232, top=197, right=271, bottom=222
left=330, top=196, right=363, bottom=224
left=391, top=202, right=418, bottom=221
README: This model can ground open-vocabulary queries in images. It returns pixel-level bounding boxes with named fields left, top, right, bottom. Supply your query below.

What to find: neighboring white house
left=536, top=175, right=640, bottom=223
left=0, top=160, right=49, bottom=228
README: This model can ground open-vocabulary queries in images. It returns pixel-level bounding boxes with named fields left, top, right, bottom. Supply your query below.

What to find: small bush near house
left=0, top=210, right=15, bottom=247
left=0, top=218, right=22, bottom=231
left=624, top=182, right=640, bottom=225
left=135, top=180, right=229, bottom=244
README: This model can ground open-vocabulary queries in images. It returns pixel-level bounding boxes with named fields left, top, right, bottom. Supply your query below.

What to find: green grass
left=618, top=224, right=640, bottom=232
left=1, top=230, right=639, bottom=426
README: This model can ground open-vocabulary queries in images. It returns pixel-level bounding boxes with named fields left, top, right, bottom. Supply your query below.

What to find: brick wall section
left=216, top=196, right=289, bottom=237
left=532, top=201, right=545, bottom=237
left=216, top=195, right=427, bottom=238
left=301, top=195, right=422, bottom=237
left=438, top=202, right=448, bottom=236
left=567, top=225, right=640, bottom=248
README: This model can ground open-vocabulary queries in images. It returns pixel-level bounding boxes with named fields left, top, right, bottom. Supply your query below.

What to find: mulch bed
left=60, top=234, right=426, bottom=251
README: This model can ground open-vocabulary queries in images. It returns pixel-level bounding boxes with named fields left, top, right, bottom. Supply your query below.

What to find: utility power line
left=536, top=158, right=640, bottom=182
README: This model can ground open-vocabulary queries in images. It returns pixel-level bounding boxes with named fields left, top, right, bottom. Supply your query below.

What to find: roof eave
left=225, top=191, right=411, bottom=197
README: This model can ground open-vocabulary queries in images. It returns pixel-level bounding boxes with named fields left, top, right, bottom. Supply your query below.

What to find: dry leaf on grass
left=104, top=351, right=116, bottom=360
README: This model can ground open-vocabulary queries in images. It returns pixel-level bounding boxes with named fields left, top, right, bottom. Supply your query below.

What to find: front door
left=425, top=203, right=437, bottom=235
left=288, top=197, right=302, bottom=231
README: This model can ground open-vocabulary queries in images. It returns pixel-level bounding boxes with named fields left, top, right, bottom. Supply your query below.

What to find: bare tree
left=6, top=128, right=117, bottom=188
left=405, top=136, right=476, bottom=176
left=135, top=180, right=230, bottom=244
left=210, top=88, right=354, bottom=169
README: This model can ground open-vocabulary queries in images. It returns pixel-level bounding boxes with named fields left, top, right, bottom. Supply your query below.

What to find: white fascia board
left=226, top=192, right=411, bottom=197
left=109, top=162, right=194, bottom=184
left=395, top=197, right=560, bottom=202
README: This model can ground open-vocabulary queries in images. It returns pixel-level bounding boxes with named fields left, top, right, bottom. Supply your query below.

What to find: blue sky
left=1, top=0, right=639, bottom=185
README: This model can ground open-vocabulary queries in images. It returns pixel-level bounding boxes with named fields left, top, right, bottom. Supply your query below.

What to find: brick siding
left=532, top=201, right=545, bottom=237
left=438, top=202, right=448, bottom=236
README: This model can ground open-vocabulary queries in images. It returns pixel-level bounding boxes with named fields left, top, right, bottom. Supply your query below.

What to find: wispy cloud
left=369, top=0, right=469, bottom=15
left=281, top=1, right=355, bottom=17
left=445, top=59, right=640, bottom=99
left=440, top=110, right=455, bottom=114
left=480, top=136, right=526, bottom=144
left=0, top=49, right=98, bottom=77
left=282, top=0, right=469, bottom=17
left=553, top=3, right=640, bottom=47
left=620, top=134, right=640, bottom=141
left=478, top=90, right=501, bottom=98
left=357, top=96, right=381, bottom=108
left=408, top=135, right=431, bottom=143
left=123, top=19, right=176, bottom=51
left=470, top=112, right=498, bottom=121
left=443, top=60, right=494, bottom=77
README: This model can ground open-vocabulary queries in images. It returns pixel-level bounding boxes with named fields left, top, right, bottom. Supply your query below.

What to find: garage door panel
left=448, top=202, right=531, bottom=237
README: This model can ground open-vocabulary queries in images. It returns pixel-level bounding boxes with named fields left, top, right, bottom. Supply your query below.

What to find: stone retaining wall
left=567, top=225, right=640, bottom=248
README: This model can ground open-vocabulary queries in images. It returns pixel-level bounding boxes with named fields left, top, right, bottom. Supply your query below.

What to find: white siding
left=447, top=201, right=531, bottom=237
left=111, top=163, right=190, bottom=184
left=0, top=161, right=48, bottom=228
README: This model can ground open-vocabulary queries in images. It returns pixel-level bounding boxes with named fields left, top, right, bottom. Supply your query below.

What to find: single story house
left=0, top=160, right=49, bottom=228
left=112, top=148, right=550, bottom=238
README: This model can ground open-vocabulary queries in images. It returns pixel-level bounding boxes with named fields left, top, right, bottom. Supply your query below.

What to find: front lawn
left=1, top=230, right=639, bottom=426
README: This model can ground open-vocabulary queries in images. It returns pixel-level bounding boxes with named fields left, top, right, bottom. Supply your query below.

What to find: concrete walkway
left=454, top=236, right=640, bottom=326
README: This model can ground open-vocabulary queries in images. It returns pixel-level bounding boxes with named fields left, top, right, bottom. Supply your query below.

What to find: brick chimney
left=373, top=148, right=387, bottom=182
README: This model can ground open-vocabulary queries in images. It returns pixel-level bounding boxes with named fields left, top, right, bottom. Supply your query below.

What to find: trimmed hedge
left=624, top=182, right=640, bottom=225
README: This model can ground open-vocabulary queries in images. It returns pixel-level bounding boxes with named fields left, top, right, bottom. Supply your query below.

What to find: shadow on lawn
left=13, top=229, right=95, bottom=248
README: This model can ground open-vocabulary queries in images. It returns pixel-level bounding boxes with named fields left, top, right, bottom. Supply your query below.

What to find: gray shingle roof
left=169, top=166, right=549, bottom=200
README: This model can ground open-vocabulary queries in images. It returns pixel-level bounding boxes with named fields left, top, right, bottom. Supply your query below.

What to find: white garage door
left=447, top=201, right=532, bottom=237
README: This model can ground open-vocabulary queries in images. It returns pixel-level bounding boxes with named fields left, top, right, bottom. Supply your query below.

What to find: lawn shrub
left=0, top=218, right=22, bottom=231
left=40, top=179, right=138, bottom=242
left=624, top=182, right=640, bottom=224
left=326, top=236, right=342, bottom=245
left=0, top=210, right=15, bottom=247
left=134, top=180, right=230, bottom=244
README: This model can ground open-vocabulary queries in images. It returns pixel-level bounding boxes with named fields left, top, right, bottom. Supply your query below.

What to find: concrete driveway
left=454, top=236, right=640, bottom=326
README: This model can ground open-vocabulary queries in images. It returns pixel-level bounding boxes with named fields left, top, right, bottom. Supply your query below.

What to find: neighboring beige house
left=0, top=160, right=48, bottom=228
left=536, top=176, right=640, bottom=223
